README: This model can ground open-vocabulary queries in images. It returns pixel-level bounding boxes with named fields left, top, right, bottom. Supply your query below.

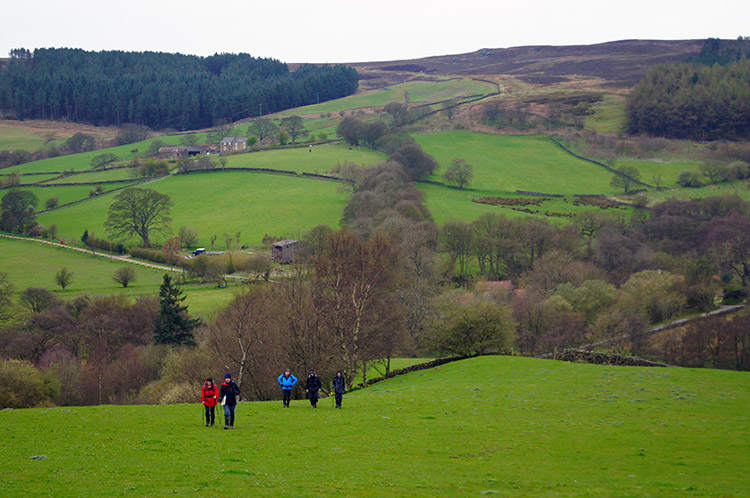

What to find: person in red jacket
left=201, top=378, right=219, bottom=427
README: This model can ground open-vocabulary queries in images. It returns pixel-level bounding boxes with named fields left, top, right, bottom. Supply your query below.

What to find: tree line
left=0, top=48, right=358, bottom=130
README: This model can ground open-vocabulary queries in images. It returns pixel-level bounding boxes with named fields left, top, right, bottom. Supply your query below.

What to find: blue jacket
left=278, top=373, right=298, bottom=390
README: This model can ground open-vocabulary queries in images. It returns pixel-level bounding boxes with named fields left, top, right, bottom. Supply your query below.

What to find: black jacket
left=306, top=375, right=321, bottom=392
left=332, top=375, right=346, bottom=394
left=220, top=380, right=240, bottom=406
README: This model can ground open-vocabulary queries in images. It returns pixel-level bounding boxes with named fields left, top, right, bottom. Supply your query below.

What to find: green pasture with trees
left=38, top=172, right=349, bottom=247
left=415, top=131, right=621, bottom=194
left=0, top=355, right=747, bottom=497
left=223, top=144, right=385, bottom=173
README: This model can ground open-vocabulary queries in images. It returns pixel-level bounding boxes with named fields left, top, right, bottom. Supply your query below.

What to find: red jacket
left=201, top=383, right=219, bottom=407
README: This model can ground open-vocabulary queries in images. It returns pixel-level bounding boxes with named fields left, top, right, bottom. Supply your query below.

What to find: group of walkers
left=201, top=369, right=347, bottom=429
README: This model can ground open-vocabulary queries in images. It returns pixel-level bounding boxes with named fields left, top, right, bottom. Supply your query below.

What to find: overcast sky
left=3, top=0, right=748, bottom=63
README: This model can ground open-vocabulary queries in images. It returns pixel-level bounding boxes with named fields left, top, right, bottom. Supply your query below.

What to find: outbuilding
left=272, top=239, right=299, bottom=264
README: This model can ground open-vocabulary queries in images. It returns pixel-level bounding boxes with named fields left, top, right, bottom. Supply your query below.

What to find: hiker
left=278, top=368, right=297, bottom=408
left=305, top=370, right=322, bottom=408
left=201, top=377, right=219, bottom=426
left=219, top=373, right=240, bottom=429
left=332, top=371, right=346, bottom=409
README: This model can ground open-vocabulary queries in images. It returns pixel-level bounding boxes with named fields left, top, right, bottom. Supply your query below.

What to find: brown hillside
left=350, top=39, right=704, bottom=87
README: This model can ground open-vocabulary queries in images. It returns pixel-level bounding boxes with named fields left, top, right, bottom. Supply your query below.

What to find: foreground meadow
left=1, top=356, right=746, bottom=497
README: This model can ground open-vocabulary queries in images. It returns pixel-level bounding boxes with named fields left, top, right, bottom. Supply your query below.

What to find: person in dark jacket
left=201, top=377, right=219, bottom=426
left=277, top=369, right=297, bottom=407
left=305, top=370, right=322, bottom=408
left=331, top=371, right=346, bottom=409
left=219, top=373, right=240, bottom=429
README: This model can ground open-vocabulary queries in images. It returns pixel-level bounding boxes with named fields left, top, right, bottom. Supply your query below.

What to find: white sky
left=2, top=0, right=748, bottom=63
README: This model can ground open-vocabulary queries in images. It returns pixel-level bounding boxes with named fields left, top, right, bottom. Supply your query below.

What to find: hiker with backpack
left=331, top=371, right=346, bottom=409
left=201, top=377, right=219, bottom=426
left=277, top=368, right=297, bottom=408
left=305, top=370, right=322, bottom=408
left=219, top=373, right=240, bottom=429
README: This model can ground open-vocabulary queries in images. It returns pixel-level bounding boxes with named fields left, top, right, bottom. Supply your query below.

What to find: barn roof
left=273, top=239, right=299, bottom=248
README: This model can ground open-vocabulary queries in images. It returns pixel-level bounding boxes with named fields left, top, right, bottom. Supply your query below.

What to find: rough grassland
left=37, top=172, right=348, bottom=247
left=584, top=95, right=627, bottom=134
left=415, top=131, right=619, bottom=195
left=22, top=183, right=138, bottom=208
left=0, top=356, right=746, bottom=497
left=615, top=159, right=701, bottom=186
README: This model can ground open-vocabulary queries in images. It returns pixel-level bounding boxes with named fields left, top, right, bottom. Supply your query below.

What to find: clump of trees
left=626, top=59, right=750, bottom=140
left=1, top=189, right=39, bottom=234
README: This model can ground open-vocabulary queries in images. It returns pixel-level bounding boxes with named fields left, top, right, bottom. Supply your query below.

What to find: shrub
left=44, top=197, right=59, bottom=210
left=428, top=298, right=516, bottom=356
left=0, top=359, right=57, bottom=408
left=113, top=267, right=137, bottom=288
left=676, top=171, right=705, bottom=188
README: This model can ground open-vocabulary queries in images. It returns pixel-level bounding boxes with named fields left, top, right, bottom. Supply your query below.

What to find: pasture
left=274, top=78, right=497, bottom=117
left=415, top=131, right=621, bottom=195
left=0, top=120, right=116, bottom=152
left=0, top=236, right=235, bottom=316
left=0, top=355, right=746, bottom=497
left=37, top=171, right=349, bottom=247
left=224, top=144, right=385, bottom=173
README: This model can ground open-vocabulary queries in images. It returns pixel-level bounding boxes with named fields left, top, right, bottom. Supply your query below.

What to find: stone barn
left=272, top=239, right=299, bottom=264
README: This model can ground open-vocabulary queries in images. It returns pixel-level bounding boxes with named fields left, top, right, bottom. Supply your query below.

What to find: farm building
left=158, top=146, right=209, bottom=159
left=272, top=239, right=299, bottom=264
left=220, top=137, right=249, bottom=153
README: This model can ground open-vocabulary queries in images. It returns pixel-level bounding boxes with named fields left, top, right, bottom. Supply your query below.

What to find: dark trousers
left=282, top=389, right=292, bottom=406
left=204, top=405, right=215, bottom=424
left=335, top=392, right=343, bottom=407
left=223, top=404, right=236, bottom=426
left=309, top=391, right=319, bottom=407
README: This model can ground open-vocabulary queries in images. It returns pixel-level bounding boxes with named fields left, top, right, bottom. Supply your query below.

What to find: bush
left=723, top=283, right=747, bottom=304
left=84, top=234, right=125, bottom=254
left=0, top=359, right=57, bottom=408
left=44, top=197, right=59, bottom=210
left=113, top=266, right=137, bottom=288
left=676, top=171, right=705, bottom=188
left=130, top=247, right=174, bottom=265
left=428, top=298, right=516, bottom=356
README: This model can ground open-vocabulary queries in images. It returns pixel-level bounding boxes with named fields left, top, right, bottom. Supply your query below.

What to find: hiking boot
left=230, top=425, right=234, bottom=429
left=210, top=422, right=214, bottom=426
left=224, top=426, right=228, bottom=430
left=205, top=423, right=209, bottom=427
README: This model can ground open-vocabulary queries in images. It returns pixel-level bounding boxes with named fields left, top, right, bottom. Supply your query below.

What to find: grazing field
left=614, top=159, right=701, bottom=186
left=0, top=120, right=116, bottom=151
left=0, top=236, right=234, bottom=316
left=38, top=172, right=348, bottom=247
left=22, top=183, right=138, bottom=208
left=275, top=78, right=497, bottom=117
left=46, top=168, right=140, bottom=184
left=635, top=182, right=750, bottom=205
left=415, top=131, right=620, bottom=195
left=419, top=183, right=633, bottom=225
left=224, top=144, right=385, bottom=173
left=1, top=355, right=746, bottom=497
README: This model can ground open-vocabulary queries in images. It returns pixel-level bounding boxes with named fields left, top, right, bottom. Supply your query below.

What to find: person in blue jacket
left=277, top=368, right=297, bottom=408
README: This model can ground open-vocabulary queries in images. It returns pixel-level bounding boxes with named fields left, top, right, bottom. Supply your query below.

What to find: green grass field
left=46, top=168, right=140, bottom=184
left=637, top=182, right=750, bottom=205
left=275, top=78, right=497, bottom=117
left=224, top=144, right=385, bottom=173
left=0, top=236, right=233, bottom=316
left=615, top=159, right=701, bottom=186
left=38, top=172, right=348, bottom=247
left=22, top=183, right=137, bottom=209
left=1, top=355, right=746, bottom=497
left=415, top=131, right=620, bottom=195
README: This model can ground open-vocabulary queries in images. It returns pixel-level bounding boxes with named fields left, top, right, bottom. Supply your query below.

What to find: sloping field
left=0, top=356, right=746, bottom=497
left=38, top=172, right=348, bottom=247
left=0, top=236, right=235, bottom=316
left=224, top=144, right=385, bottom=173
left=415, top=131, right=620, bottom=194
left=275, top=78, right=497, bottom=117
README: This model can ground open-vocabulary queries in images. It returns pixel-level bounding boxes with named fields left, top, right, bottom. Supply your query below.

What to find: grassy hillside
left=1, top=355, right=746, bottom=497
left=275, top=78, right=497, bottom=117
left=415, top=131, right=620, bottom=195
left=38, top=172, right=348, bottom=247
left=0, top=120, right=117, bottom=152
left=224, top=144, right=385, bottom=173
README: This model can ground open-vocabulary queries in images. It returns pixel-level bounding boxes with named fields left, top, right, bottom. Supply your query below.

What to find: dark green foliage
left=153, top=274, right=200, bottom=346
left=90, top=153, right=119, bottom=169
left=626, top=60, right=750, bottom=140
left=388, top=143, right=437, bottom=180
left=0, top=49, right=358, bottom=130
left=688, top=37, right=750, bottom=66
left=1, top=189, right=38, bottom=233
left=676, top=171, right=705, bottom=188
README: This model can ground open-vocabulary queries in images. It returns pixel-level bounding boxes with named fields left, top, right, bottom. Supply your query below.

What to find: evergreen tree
left=154, top=274, right=200, bottom=346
